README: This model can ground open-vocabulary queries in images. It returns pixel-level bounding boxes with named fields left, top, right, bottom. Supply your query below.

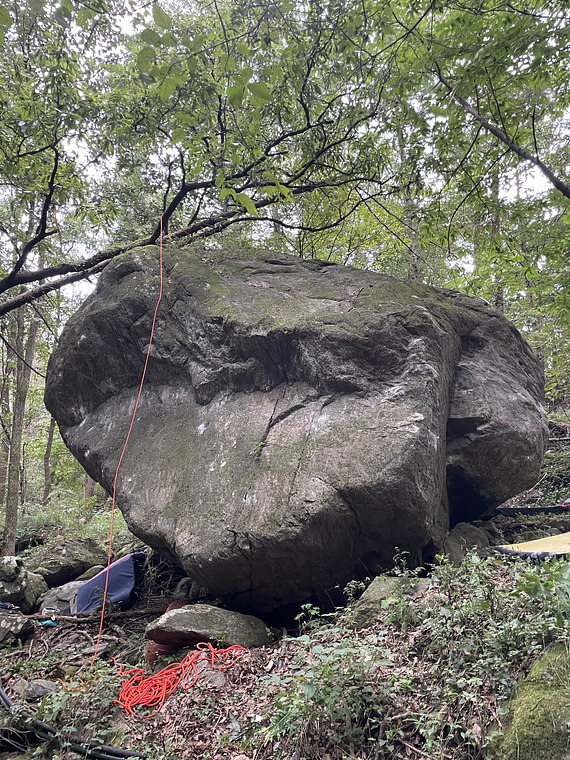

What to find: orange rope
left=64, top=224, right=248, bottom=721
left=89, top=218, right=165, bottom=669
left=115, top=643, right=246, bottom=717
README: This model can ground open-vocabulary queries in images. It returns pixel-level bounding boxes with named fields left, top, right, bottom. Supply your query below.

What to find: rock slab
left=146, top=604, right=273, bottom=648
left=44, top=247, right=548, bottom=613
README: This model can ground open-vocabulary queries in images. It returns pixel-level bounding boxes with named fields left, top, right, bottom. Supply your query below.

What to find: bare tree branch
left=435, top=65, right=570, bottom=201
left=0, top=147, right=61, bottom=294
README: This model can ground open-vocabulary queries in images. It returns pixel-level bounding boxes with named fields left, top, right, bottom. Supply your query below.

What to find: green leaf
left=158, top=77, right=176, bottom=101
left=233, top=66, right=253, bottom=85
left=161, top=32, right=177, bottom=48
left=152, top=3, right=172, bottom=30
left=171, top=127, right=186, bottom=143
left=247, top=81, right=272, bottom=104
left=54, top=5, right=71, bottom=28
left=0, top=4, right=13, bottom=25
left=136, top=46, right=156, bottom=73
left=303, top=682, right=317, bottom=699
left=77, top=6, right=96, bottom=27
left=220, top=187, right=236, bottom=201
left=189, top=34, right=205, bottom=51
left=235, top=192, right=258, bottom=215
left=141, top=28, right=162, bottom=45
left=227, top=85, right=245, bottom=109
left=138, top=71, right=155, bottom=86
left=223, top=55, right=236, bottom=73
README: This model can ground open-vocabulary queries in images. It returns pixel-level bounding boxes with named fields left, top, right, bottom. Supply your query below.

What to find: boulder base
left=44, top=248, right=548, bottom=613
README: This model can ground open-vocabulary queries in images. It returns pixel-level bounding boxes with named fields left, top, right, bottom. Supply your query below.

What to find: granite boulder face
left=44, top=247, right=548, bottom=613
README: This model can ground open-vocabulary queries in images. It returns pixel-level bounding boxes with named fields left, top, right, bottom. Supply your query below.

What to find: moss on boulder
left=489, top=643, right=570, bottom=760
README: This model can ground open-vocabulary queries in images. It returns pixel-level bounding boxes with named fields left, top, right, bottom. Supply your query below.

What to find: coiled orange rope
left=115, top=642, right=246, bottom=717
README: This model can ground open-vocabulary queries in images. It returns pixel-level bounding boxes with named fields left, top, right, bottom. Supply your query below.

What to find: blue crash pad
left=76, top=553, right=144, bottom=613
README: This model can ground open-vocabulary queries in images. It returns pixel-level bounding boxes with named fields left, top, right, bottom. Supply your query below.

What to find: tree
left=2, top=0, right=570, bottom=315
left=1, top=0, right=569, bottom=556
left=0, top=0, right=413, bottom=315
left=2, top=305, right=38, bottom=555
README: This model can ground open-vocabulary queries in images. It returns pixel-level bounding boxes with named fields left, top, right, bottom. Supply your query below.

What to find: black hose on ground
left=0, top=683, right=183, bottom=760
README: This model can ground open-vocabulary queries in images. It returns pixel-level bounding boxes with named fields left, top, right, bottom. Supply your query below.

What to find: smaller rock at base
left=489, top=643, right=570, bottom=760
left=174, top=577, right=210, bottom=602
left=75, top=565, right=105, bottom=581
left=146, top=603, right=274, bottom=649
left=0, top=611, right=34, bottom=647
left=0, top=558, right=49, bottom=613
left=349, top=575, right=430, bottom=628
left=0, top=557, right=21, bottom=583
left=22, top=572, right=49, bottom=614
left=144, top=640, right=179, bottom=666
left=23, top=679, right=58, bottom=701
left=38, top=580, right=85, bottom=615
left=442, top=522, right=490, bottom=566
left=196, top=659, right=226, bottom=689
left=27, top=537, right=107, bottom=587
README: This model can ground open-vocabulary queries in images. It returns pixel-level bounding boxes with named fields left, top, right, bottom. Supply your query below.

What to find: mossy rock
left=27, top=537, right=107, bottom=587
left=145, top=603, right=274, bottom=648
left=349, top=575, right=431, bottom=628
left=488, top=643, right=570, bottom=759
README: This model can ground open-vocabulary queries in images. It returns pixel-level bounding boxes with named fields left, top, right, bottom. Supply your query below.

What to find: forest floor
left=0, top=430, right=568, bottom=760
left=1, top=507, right=570, bottom=760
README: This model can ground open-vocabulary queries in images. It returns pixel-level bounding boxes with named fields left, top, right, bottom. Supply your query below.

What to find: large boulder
left=44, top=247, right=548, bottom=613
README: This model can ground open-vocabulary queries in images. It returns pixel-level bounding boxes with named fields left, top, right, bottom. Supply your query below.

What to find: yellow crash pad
left=497, top=531, right=570, bottom=557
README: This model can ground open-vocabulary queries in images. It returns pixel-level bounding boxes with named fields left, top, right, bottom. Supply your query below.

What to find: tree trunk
left=85, top=475, right=96, bottom=499
left=2, top=307, right=38, bottom=556
left=20, top=441, right=27, bottom=508
left=42, top=416, right=56, bottom=506
left=397, top=128, right=422, bottom=282
left=0, top=329, right=15, bottom=510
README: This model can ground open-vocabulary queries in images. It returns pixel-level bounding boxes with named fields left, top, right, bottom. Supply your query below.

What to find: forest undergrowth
left=1, top=550, right=570, bottom=760
left=0, top=426, right=569, bottom=760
